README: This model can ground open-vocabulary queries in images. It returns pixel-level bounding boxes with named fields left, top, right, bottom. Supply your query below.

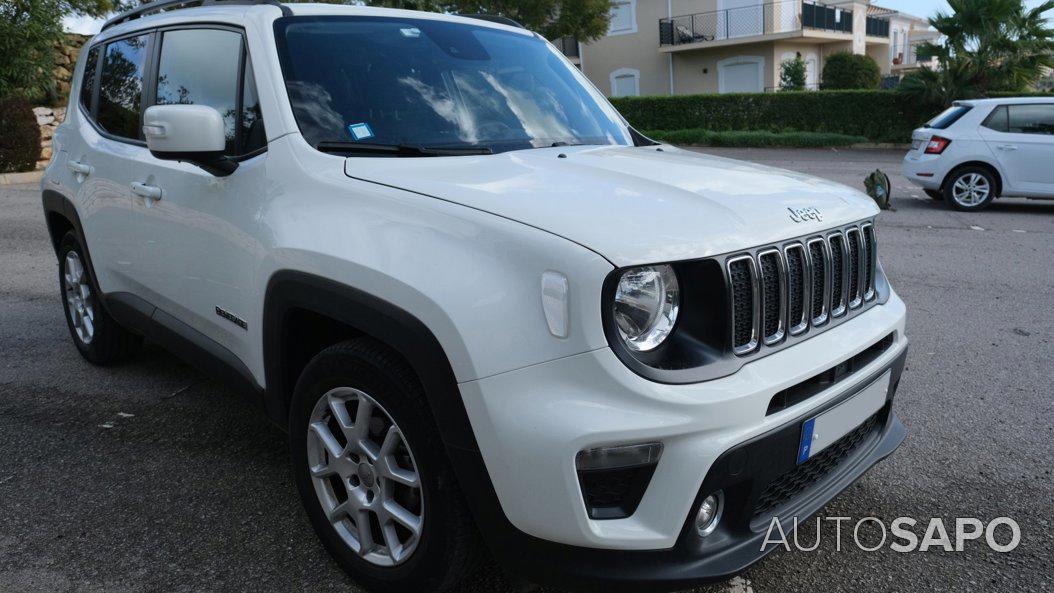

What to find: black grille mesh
left=786, top=247, right=805, bottom=328
left=729, top=259, right=755, bottom=349
left=808, top=241, right=826, bottom=321
left=759, top=253, right=781, bottom=339
left=753, top=413, right=880, bottom=519
left=846, top=230, right=860, bottom=303
left=829, top=235, right=845, bottom=311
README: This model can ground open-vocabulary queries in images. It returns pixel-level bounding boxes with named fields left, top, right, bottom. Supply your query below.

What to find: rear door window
left=97, top=34, right=150, bottom=140
left=1007, top=104, right=1054, bottom=135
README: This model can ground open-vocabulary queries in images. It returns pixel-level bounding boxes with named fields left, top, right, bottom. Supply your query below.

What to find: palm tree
left=900, top=0, right=1054, bottom=107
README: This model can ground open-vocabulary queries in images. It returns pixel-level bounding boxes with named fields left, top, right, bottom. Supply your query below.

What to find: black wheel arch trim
left=261, top=270, right=479, bottom=452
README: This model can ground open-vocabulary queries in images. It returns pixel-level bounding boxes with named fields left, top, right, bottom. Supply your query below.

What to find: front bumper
left=450, top=294, right=908, bottom=590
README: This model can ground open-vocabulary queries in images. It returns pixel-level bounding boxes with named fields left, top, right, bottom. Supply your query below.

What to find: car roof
left=957, top=97, right=1054, bottom=107
left=96, top=1, right=531, bottom=43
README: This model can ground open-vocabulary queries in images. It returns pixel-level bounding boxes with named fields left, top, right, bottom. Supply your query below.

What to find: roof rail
left=101, top=0, right=288, bottom=32
left=461, top=14, right=525, bottom=29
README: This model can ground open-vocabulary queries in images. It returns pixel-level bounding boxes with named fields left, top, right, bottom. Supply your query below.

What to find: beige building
left=556, top=0, right=938, bottom=97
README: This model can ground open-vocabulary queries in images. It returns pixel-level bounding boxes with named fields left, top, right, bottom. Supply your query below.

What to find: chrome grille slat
left=784, top=244, right=809, bottom=336
left=727, top=255, right=759, bottom=355
left=846, top=228, right=863, bottom=309
left=806, top=238, right=829, bottom=326
left=828, top=233, right=848, bottom=318
left=862, top=223, right=877, bottom=301
left=758, top=249, right=786, bottom=345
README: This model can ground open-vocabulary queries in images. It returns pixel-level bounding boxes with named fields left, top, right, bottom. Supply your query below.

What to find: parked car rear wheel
left=944, top=167, right=996, bottom=211
left=289, top=338, right=481, bottom=593
left=924, top=189, right=943, bottom=201
left=58, top=232, right=141, bottom=364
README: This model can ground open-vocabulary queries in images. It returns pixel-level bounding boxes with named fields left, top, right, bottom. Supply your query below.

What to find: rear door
left=129, top=25, right=270, bottom=364
left=979, top=103, right=1054, bottom=196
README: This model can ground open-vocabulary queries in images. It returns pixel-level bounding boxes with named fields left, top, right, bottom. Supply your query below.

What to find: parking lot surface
left=2, top=148, right=1052, bottom=593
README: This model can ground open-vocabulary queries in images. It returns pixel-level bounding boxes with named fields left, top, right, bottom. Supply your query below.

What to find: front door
left=130, top=26, right=270, bottom=363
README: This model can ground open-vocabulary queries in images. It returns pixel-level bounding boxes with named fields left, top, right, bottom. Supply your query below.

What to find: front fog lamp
left=613, top=265, right=680, bottom=352
left=695, top=492, right=723, bottom=537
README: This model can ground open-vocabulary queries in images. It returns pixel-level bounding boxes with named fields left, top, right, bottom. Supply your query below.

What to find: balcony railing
left=865, top=15, right=890, bottom=38
left=660, top=1, right=853, bottom=47
left=553, top=36, right=580, bottom=58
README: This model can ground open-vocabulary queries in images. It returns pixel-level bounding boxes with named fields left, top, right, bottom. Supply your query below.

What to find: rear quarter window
left=79, top=46, right=100, bottom=113
left=926, top=105, right=973, bottom=130
left=982, top=105, right=1009, bottom=132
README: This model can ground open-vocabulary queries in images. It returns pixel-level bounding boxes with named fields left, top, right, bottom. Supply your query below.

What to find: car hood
left=344, top=145, right=879, bottom=267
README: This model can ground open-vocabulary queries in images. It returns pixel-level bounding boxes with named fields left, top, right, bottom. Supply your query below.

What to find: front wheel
left=944, top=167, right=996, bottom=211
left=289, top=339, right=481, bottom=593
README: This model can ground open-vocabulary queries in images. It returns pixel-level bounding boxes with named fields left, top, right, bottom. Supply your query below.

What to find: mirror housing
left=143, top=105, right=238, bottom=176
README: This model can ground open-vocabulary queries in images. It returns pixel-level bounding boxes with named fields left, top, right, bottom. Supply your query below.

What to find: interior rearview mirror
left=143, top=105, right=238, bottom=176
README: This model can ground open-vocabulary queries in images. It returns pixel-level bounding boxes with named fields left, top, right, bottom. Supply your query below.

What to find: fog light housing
left=695, top=492, right=723, bottom=537
left=575, top=443, right=662, bottom=520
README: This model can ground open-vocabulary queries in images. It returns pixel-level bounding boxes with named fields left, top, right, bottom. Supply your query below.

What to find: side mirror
left=143, top=105, right=238, bottom=176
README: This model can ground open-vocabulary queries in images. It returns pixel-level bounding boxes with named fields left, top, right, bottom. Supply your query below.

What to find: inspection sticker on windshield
left=348, top=122, right=374, bottom=141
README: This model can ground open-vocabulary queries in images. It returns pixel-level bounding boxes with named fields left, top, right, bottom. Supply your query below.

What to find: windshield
left=274, top=16, right=633, bottom=154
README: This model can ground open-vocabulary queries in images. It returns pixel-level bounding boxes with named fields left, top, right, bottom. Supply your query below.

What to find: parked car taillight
left=925, top=136, right=952, bottom=155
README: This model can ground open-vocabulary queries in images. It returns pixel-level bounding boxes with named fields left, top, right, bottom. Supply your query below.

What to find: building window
left=610, top=68, right=640, bottom=97
left=608, top=0, right=637, bottom=36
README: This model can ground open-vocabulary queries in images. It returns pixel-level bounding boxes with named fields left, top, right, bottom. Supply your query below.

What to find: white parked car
left=42, top=1, right=909, bottom=591
left=904, top=97, right=1054, bottom=211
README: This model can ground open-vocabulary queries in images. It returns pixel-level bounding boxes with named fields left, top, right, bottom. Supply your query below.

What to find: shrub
left=821, top=52, right=881, bottom=90
left=644, top=129, right=868, bottom=148
left=780, top=56, right=807, bottom=91
left=0, top=97, right=42, bottom=173
left=611, top=91, right=941, bottom=143
left=0, top=0, right=64, bottom=102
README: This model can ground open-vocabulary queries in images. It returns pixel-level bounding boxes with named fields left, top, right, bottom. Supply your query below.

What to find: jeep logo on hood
left=788, top=206, right=823, bottom=223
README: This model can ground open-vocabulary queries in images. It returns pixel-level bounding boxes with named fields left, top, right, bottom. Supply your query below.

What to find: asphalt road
left=2, top=148, right=1052, bottom=593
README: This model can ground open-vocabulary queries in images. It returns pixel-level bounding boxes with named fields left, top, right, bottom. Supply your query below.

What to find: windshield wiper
left=316, top=141, right=492, bottom=157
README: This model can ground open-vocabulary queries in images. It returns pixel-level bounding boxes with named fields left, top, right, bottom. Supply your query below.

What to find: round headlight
left=613, top=265, right=680, bottom=352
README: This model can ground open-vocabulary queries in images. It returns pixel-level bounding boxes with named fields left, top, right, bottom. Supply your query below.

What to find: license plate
left=797, top=370, right=891, bottom=464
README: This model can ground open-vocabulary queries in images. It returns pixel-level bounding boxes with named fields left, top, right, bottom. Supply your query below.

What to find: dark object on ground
left=865, top=169, right=894, bottom=210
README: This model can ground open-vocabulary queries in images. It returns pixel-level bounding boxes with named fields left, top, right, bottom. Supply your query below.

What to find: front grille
left=725, top=221, right=879, bottom=357
left=752, top=412, right=881, bottom=519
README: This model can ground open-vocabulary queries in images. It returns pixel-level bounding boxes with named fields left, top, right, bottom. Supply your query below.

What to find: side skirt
left=105, top=292, right=265, bottom=403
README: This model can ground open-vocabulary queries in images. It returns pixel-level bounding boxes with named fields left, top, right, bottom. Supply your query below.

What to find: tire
left=944, top=167, right=996, bottom=211
left=289, top=338, right=481, bottom=593
left=924, top=189, right=943, bottom=201
left=58, top=231, right=141, bottom=365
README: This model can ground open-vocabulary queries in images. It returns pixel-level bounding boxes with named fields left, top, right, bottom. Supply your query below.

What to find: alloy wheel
left=64, top=251, right=95, bottom=344
left=306, top=387, right=424, bottom=567
left=951, top=173, right=991, bottom=207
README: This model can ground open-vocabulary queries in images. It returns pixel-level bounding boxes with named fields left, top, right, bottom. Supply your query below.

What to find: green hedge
left=612, top=90, right=1054, bottom=143
left=612, top=91, right=934, bottom=143
left=644, top=129, right=868, bottom=148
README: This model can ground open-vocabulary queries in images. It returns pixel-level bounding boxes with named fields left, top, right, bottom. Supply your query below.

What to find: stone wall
left=32, top=34, right=89, bottom=170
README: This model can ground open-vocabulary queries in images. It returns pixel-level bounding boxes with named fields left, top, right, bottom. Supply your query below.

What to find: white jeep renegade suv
left=42, top=1, right=909, bottom=591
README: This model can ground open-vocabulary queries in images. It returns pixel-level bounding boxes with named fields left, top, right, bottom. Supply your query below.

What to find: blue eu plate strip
left=797, top=418, right=815, bottom=465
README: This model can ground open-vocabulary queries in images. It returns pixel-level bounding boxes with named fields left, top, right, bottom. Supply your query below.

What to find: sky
left=62, top=0, right=1053, bottom=35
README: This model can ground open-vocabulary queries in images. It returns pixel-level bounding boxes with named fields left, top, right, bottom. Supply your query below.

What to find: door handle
left=130, top=181, right=163, bottom=200
left=68, top=160, right=93, bottom=175
left=997, top=144, right=1019, bottom=151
